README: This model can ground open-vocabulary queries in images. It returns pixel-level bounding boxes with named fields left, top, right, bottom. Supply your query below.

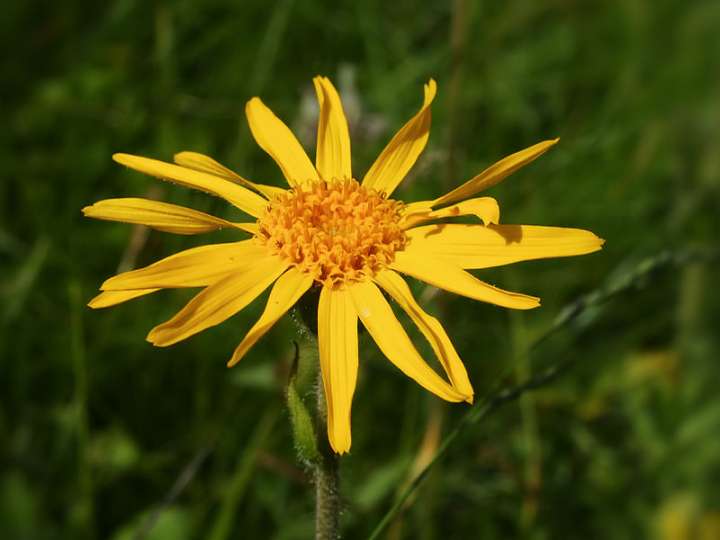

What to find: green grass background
left=2, top=0, right=719, bottom=538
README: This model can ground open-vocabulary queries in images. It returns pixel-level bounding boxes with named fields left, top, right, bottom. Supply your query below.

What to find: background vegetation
left=2, top=0, right=719, bottom=538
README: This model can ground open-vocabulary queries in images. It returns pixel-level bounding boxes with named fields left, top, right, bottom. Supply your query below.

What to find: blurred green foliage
left=2, top=0, right=719, bottom=538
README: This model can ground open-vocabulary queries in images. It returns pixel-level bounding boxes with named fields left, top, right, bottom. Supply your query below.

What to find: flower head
left=84, top=76, right=603, bottom=453
left=257, top=178, right=407, bottom=287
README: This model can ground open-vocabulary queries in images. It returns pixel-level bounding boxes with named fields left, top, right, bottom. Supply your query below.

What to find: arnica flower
left=85, top=76, right=603, bottom=454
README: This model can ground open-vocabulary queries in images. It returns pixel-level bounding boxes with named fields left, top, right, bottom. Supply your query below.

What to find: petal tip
left=540, top=137, right=560, bottom=147
left=424, top=79, right=438, bottom=102
left=312, top=78, right=324, bottom=101
left=584, top=234, right=606, bottom=253
left=99, top=277, right=114, bottom=291
left=245, top=97, right=262, bottom=115
left=517, top=295, right=542, bottom=310
left=147, top=329, right=176, bottom=347
left=112, top=152, right=132, bottom=164
left=226, top=354, right=241, bottom=368
left=330, top=439, right=351, bottom=455
left=146, top=328, right=164, bottom=346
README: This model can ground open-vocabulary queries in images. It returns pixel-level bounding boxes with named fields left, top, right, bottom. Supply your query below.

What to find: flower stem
left=314, top=369, right=340, bottom=540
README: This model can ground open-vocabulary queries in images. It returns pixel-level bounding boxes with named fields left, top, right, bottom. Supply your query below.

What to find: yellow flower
left=84, top=76, right=603, bottom=454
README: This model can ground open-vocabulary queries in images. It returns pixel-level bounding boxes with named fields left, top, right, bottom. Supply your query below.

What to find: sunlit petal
left=391, top=250, right=540, bottom=309
left=405, top=223, right=604, bottom=269
left=245, top=97, right=319, bottom=188
left=173, top=151, right=287, bottom=199
left=227, top=268, right=314, bottom=367
left=146, top=255, right=288, bottom=347
left=113, top=154, right=268, bottom=217
left=374, top=270, right=474, bottom=398
left=82, top=197, right=254, bottom=235
left=101, top=241, right=270, bottom=291
left=362, top=80, right=437, bottom=196
left=433, top=139, right=559, bottom=206
left=349, top=280, right=469, bottom=402
left=318, top=286, right=359, bottom=454
left=313, top=76, right=352, bottom=181
left=400, top=197, right=500, bottom=229
left=88, top=288, right=159, bottom=309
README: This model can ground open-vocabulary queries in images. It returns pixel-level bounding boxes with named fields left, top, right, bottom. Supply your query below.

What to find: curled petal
left=173, top=151, right=287, bottom=199
left=433, top=139, right=559, bottom=207
left=314, top=76, right=352, bottom=181
left=400, top=197, right=500, bottom=229
left=362, top=80, right=437, bottom=196
left=113, top=154, right=268, bottom=217
left=82, top=198, right=254, bottom=235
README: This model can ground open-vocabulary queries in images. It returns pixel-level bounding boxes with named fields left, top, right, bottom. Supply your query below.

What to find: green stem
left=314, top=368, right=341, bottom=540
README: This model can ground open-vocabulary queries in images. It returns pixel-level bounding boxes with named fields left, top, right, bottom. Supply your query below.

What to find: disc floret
left=257, top=179, right=407, bottom=288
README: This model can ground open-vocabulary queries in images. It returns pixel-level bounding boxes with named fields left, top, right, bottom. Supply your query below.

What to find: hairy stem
left=314, top=369, right=340, bottom=540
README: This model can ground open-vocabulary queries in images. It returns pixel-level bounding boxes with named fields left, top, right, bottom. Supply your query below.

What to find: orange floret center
left=257, top=179, right=407, bottom=288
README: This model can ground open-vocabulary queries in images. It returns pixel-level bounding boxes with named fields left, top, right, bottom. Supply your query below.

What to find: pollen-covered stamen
left=257, top=179, right=407, bottom=287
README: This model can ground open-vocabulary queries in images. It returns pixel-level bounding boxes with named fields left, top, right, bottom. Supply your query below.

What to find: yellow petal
left=102, top=241, right=268, bottom=291
left=374, top=270, right=474, bottom=399
left=362, top=80, right=437, bottom=196
left=227, top=268, right=314, bottom=367
left=406, top=223, right=604, bottom=269
left=401, top=200, right=433, bottom=217
left=433, top=139, right=559, bottom=207
left=317, top=286, right=359, bottom=454
left=88, top=288, right=159, bottom=309
left=234, top=222, right=260, bottom=235
left=82, top=197, right=248, bottom=235
left=245, top=97, right=319, bottom=188
left=147, top=255, right=288, bottom=346
left=391, top=250, right=540, bottom=309
left=349, top=280, right=468, bottom=402
left=173, top=151, right=286, bottom=199
left=400, top=197, right=500, bottom=229
left=113, top=154, right=268, bottom=217
left=313, top=76, right=352, bottom=182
